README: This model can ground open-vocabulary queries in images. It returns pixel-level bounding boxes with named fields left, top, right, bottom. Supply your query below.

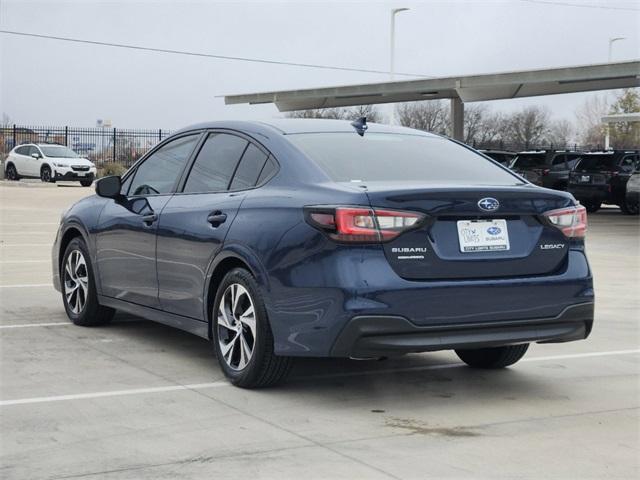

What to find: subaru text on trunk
left=52, top=119, right=594, bottom=388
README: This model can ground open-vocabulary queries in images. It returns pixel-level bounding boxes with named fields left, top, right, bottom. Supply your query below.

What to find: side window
left=120, top=172, right=134, bottom=195
left=551, top=155, right=566, bottom=170
left=129, top=134, right=199, bottom=196
left=230, top=143, right=269, bottom=190
left=620, top=156, right=636, bottom=173
left=15, top=146, right=29, bottom=155
left=566, top=154, right=581, bottom=169
left=30, top=146, right=42, bottom=157
left=256, top=156, right=277, bottom=184
left=184, top=133, right=248, bottom=193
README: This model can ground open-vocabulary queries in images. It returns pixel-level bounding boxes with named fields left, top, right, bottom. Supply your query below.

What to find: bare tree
left=575, top=93, right=610, bottom=148
left=502, top=106, right=550, bottom=149
left=545, top=119, right=575, bottom=147
left=1, top=113, right=11, bottom=127
left=395, top=100, right=449, bottom=134
left=287, top=105, right=382, bottom=123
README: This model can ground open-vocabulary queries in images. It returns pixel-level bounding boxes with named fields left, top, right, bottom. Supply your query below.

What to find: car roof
left=175, top=118, right=437, bottom=137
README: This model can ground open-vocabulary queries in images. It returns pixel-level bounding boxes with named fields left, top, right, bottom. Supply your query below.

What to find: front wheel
left=584, top=201, right=601, bottom=213
left=620, top=200, right=639, bottom=215
left=212, top=268, right=292, bottom=388
left=455, top=344, right=529, bottom=369
left=80, top=179, right=93, bottom=187
left=62, top=237, right=115, bottom=326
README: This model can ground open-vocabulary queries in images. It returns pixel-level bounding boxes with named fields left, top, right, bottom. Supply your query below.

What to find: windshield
left=40, top=146, right=80, bottom=158
left=511, top=154, right=546, bottom=169
left=576, top=155, right=617, bottom=171
left=287, top=133, right=522, bottom=185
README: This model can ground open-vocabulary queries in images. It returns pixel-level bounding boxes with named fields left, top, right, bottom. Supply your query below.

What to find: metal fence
left=0, top=125, right=172, bottom=168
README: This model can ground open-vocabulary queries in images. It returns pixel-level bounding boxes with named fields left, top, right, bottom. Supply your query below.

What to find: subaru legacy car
left=4, top=143, right=97, bottom=186
left=52, top=119, right=594, bottom=388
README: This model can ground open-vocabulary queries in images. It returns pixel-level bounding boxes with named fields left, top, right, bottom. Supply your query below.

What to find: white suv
left=4, top=144, right=97, bottom=186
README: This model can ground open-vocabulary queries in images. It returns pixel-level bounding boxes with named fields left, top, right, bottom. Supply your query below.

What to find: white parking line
left=0, top=244, right=52, bottom=247
left=0, top=260, right=49, bottom=264
left=0, top=349, right=637, bottom=407
left=0, top=222, right=59, bottom=226
left=0, top=322, right=70, bottom=329
left=0, top=284, right=52, bottom=288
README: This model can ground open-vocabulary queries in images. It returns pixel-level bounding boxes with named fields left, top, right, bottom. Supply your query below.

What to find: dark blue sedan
left=52, top=119, right=594, bottom=388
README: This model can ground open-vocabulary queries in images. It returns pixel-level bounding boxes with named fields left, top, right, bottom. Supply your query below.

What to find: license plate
left=77, top=172, right=86, bottom=176
left=457, top=219, right=510, bottom=252
left=579, top=175, right=591, bottom=183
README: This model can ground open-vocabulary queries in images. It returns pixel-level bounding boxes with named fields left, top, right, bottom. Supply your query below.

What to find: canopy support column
left=450, top=97, right=464, bottom=141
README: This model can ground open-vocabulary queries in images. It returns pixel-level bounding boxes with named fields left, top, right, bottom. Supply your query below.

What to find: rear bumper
left=331, top=303, right=593, bottom=357
left=569, top=185, right=611, bottom=204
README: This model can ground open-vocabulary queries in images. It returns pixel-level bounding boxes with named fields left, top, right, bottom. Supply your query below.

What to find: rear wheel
left=41, top=165, right=55, bottom=183
left=456, top=344, right=529, bottom=369
left=620, top=200, right=639, bottom=215
left=584, top=201, right=601, bottom=213
left=5, top=163, right=19, bottom=181
left=62, top=237, right=115, bottom=326
left=212, top=268, right=292, bottom=388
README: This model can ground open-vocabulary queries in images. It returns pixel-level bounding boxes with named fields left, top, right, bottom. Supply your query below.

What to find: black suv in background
left=568, top=150, right=639, bottom=214
left=510, top=150, right=583, bottom=190
left=479, top=150, right=517, bottom=167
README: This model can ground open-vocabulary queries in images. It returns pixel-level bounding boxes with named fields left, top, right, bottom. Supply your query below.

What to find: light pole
left=389, top=7, right=409, bottom=124
left=608, top=37, right=626, bottom=62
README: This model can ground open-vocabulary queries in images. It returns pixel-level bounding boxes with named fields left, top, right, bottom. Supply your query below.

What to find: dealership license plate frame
left=457, top=219, right=510, bottom=253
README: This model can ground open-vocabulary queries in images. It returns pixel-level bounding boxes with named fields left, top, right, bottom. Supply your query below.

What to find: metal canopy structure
left=224, top=60, right=640, bottom=140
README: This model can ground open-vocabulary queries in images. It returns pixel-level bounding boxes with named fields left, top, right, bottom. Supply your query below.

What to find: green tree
left=608, top=89, right=640, bottom=148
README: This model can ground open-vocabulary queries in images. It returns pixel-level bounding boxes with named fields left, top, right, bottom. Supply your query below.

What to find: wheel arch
left=58, top=223, right=92, bottom=279
left=204, top=248, right=270, bottom=340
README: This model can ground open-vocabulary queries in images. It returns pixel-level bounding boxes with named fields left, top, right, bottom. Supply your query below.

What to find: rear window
left=511, top=154, right=546, bottom=169
left=577, top=155, right=616, bottom=171
left=287, top=133, right=520, bottom=185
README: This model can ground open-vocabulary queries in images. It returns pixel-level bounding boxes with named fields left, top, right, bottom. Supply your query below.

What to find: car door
left=156, top=132, right=272, bottom=320
left=94, top=133, right=201, bottom=308
left=28, top=146, right=44, bottom=177
left=11, top=145, right=31, bottom=175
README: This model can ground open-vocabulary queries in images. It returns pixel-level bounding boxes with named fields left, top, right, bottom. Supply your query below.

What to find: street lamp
left=608, top=37, right=626, bottom=62
left=389, top=7, right=410, bottom=124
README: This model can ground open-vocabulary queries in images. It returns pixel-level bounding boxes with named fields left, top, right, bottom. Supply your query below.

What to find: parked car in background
left=626, top=170, right=640, bottom=212
left=479, top=149, right=517, bottom=167
left=4, top=143, right=97, bottom=186
left=510, top=150, right=583, bottom=190
left=568, top=150, right=640, bottom=214
left=52, top=119, right=594, bottom=388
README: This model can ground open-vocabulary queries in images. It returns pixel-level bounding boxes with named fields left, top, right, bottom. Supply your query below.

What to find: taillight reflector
left=307, top=207, right=424, bottom=243
left=543, top=205, right=587, bottom=238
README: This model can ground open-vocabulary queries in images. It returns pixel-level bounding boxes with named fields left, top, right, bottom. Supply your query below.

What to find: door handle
left=142, top=213, right=158, bottom=225
left=207, top=212, right=227, bottom=227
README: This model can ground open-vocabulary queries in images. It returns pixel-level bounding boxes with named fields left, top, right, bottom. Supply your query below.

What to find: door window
left=15, top=146, right=30, bottom=155
left=551, top=155, right=567, bottom=170
left=128, top=134, right=199, bottom=196
left=620, top=156, right=637, bottom=173
left=257, top=157, right=277, bottom=184
left=183, top=133, right=248, bottom=193
left=230, top=143, right=269, bottom=190
left=29, top=146, right=43, bottom=157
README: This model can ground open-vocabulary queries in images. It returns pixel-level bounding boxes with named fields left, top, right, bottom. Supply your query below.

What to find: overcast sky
left=1, top=0, right=639, bottom=129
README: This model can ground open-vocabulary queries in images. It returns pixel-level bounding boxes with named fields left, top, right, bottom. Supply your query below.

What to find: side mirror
left=96, top=175, right=122, bottom=199
left=31, top=153, right=41, bottom=159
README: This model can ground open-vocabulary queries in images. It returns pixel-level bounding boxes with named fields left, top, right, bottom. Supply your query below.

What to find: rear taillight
left=543, top=205, right=587, bottom=238
left=306, top=207, right=424, bottom=243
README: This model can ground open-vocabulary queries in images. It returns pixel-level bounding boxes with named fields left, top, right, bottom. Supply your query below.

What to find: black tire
left=41, top=165, right=55, bottom=183
left=80, top=179, right=93, bottom=187
left=5, top=163, right=19, bottom=181
left=61, top=237, right=115, bottom=326
left=455, top=344, right=529, bottom=369
left=212, top=268, right=292, bottom=388
left=620, top=200, right=639, bottom=215
left=584, top=201, right=601, bottom=213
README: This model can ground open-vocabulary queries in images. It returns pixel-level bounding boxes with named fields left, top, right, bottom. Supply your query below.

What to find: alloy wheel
left=217, top=283, right=257, bottom=371
left=6, top=165, right=16, bottom=180
left=41, top=167, right=51, bottom=182
left=64, top=250, right=89, bottom=314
